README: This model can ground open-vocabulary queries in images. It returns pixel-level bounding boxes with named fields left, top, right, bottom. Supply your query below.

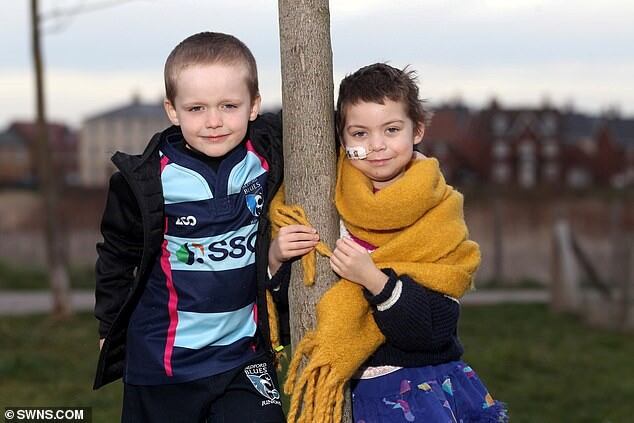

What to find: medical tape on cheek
left=345, top=146, right=370, bottom=160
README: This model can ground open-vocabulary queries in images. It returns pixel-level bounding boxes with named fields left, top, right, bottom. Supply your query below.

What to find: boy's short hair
left=335, top=63, right=430, bottom=135
left=164, top=32, right=259, bottom=103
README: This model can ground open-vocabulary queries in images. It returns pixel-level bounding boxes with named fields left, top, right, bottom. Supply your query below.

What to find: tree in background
left=30, top=0, right=72, bottom=317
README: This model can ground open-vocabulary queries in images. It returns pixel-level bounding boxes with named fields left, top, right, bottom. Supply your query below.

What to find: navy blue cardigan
left=363, top=268, right=464, bottom=368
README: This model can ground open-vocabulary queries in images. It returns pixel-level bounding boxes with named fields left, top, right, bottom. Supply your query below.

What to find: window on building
left=519, top=140, right=535, bottom=160
left=493, top=140, right=509, bottom=158
left=519, top=162, right=536, bottom=188
left=492, top=113, right=508, bottom=136
left=542, top=139, right=559, bottom=158
left=493, top=163, right=510, bottom=184
left=578, top=137, right=596, bottom=155
left=542, top=113, right=557, bottom=136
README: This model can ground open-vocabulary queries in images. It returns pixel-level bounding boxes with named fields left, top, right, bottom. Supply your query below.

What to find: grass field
left=1, top=304, right=632, bottom=422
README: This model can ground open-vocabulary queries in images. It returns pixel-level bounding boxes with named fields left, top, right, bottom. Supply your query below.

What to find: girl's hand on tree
left=329, top=237, right=388, bottom=295
left=269, top=225, right=319, bottom=275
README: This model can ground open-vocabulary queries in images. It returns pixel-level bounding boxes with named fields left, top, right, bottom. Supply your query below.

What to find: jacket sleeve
left=264, top=261, right=291, bottom=306
left=364, top=269, right=460, bottom=352
left=264, top=261, right=291, bottom=346
left=94, top=172, right=144, bottom=338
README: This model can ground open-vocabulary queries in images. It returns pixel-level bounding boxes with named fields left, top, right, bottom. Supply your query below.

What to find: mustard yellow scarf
left=274, top=152, right=480, bottom=423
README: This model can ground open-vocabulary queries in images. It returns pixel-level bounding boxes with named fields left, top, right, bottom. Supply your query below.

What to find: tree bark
left=30, top=0, right=72, bottom=317
left=278, top=0, right=350, bottom=420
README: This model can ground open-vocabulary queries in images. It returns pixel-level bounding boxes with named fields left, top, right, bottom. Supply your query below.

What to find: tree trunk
left=278, top=0, right=349, bottom=420
left=30, top=0, right=72, bottom=317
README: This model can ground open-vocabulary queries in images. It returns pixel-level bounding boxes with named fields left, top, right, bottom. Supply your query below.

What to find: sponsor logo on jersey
left=174, top=232, right=257, bottom=265
left=175, top=216, right=197, bottom=226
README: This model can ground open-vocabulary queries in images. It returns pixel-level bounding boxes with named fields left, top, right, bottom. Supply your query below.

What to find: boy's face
left=341, top=99, right=423, bottom=190
left=164, top=63, right=261, bottom=157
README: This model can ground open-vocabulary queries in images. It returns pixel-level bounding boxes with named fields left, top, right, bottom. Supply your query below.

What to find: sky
left=2, top=0, right=634, bottom=129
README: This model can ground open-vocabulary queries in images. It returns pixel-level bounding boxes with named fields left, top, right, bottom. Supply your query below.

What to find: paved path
left=0, top=290, right=94, bottom=315
left=463, top=289, right=550, bottom=305
left=0, top=289, right=549, bottom=315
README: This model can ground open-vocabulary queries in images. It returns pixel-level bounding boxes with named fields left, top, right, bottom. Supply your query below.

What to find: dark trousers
left=122, top=356, right=286, bottom=423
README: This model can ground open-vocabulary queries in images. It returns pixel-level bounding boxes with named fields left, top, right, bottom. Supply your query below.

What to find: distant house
left=79, top=96, right=170, bottom=187
left=561, top=112, right=634, bottom=188
left=474, top=102, right=565, bottom=188
left=0, top=128, right=32, bottom=186
left=419, top=103, right=482, bottom=186
left=423, top=101, right=634, bottom=189
left=0, top=121, right=78, bottom=187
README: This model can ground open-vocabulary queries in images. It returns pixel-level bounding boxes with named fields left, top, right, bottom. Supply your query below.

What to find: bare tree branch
left=41, top=0, right=151, bottom=33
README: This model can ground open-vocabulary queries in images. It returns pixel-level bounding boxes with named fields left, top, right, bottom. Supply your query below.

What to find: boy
left=94, top=32, right=315, bottom=422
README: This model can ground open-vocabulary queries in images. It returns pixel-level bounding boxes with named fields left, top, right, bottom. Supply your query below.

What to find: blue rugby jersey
left=124, top=135, right=269, bottom=385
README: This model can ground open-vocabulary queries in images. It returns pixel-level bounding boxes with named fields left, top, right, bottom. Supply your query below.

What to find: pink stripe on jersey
left=250, top=303, right=259, bottom=352
left=160, top=217, right=179, bottom=377
left=160, top=154, right=169, bottom=173
left=245, top=139, right=269, bottom=171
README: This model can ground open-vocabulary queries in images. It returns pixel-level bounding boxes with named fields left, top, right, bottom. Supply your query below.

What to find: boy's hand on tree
left=269, top=225, right=319, bottom=275
left=99, top=338, right=105, bottom=351
left=329, top=237, right=388, bottom=295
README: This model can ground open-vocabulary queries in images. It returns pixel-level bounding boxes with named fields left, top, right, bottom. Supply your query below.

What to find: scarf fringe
left=284, top=333, right=315, bottom=397
left=284, top=334, right=346, bottom=423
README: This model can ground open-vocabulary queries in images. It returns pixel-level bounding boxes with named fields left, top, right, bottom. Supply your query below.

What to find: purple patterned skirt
left=351, top=361, right=508, bottom=423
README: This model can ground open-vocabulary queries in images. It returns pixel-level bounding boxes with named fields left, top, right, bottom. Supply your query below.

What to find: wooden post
left=492, top=196, right=504, bottom=283
left=619, top=233, right=633, bottom=330
left=551, top=218, right=580, bottom=313
left=611, top=199, right=633, bottom=329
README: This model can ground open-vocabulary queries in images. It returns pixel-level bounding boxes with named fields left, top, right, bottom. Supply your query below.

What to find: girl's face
left=341, top=99, right=424, bottom=190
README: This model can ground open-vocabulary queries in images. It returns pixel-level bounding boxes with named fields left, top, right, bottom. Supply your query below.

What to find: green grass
left=0, top=261, right=94, bottom=290
left=460, top=305, right=634, bottom=423
left=0, top=314, right=121, bottom=422
left=1, top=305, right=632, bottom=422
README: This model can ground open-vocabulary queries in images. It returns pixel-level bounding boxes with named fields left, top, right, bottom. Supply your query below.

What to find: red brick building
left=421, top=101, right=634, bottom=189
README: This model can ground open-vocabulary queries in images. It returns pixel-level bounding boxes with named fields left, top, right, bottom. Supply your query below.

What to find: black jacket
left=93, top=115, right=287, bottom=389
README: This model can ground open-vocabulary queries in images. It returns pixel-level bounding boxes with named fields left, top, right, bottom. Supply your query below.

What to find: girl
left=284, top=63, right=508, bottom=423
